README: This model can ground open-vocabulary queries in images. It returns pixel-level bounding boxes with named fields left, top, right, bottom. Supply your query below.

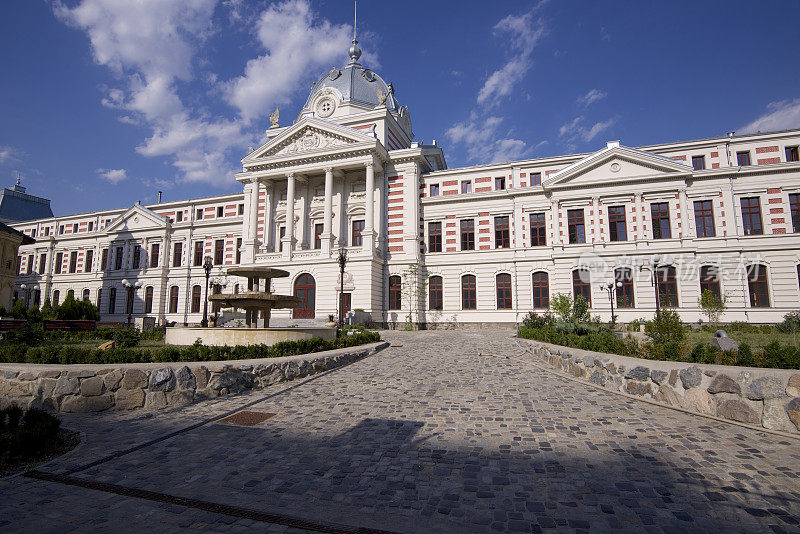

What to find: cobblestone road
left=2, top=330, right=799, bottom=533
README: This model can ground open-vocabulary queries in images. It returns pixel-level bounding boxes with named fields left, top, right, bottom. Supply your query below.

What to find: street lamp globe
left=121, top=279, right=130, bottom=288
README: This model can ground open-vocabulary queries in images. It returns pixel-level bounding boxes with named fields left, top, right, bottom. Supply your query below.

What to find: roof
left=302, top=39, right=400, bottom=113
left=0, top=184, right=53, bottom=223
left=0, top=220, right=35, bottom=245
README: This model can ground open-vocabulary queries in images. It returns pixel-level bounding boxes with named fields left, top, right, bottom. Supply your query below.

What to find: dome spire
left=348, top=0, right=361, bottom=64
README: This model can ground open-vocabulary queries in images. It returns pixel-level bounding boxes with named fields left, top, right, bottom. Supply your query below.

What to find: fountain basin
left=165, top=326, right=336, bottom=347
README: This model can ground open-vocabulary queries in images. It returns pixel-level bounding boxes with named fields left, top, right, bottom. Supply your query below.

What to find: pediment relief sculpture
left=265, top=129, right=354, bottom=158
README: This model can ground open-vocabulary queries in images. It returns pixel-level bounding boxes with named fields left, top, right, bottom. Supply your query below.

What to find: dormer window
left=495, top=177, right=506, bottom=190
left=430, top=184, right=439, bottom=197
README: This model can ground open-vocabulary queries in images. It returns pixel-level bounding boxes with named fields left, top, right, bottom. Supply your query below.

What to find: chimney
left=158, top=191, right=163, bottom=203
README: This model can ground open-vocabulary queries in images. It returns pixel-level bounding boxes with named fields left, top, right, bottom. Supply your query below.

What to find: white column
left=264, top=184, right=274, bottom=251
left=375, top=169, right=384, bottom=249
left=678, top=188, right=689, bottom=240
left=323, top=167, right=334, bottom=255
left=248, top=179, right=259, bottom=240
left=551, top=199, right=561, bottom=246
left=364, top=161, right=375, bottom=251
left=404, top=163, right=420, bottom=259
left=284, top=173, right=295, bottom=259
left=593, top=196, right=601, bottom=244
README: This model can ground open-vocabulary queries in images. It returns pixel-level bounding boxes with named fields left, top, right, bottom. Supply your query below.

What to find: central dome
left=302, top=39, right=400, bottom=115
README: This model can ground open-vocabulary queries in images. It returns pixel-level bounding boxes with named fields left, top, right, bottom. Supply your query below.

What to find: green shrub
left=113, top=327, right=141, bottom=347
left=0, top=407, right=64, bottom=472
left=737, top=343, right=754, bottom=367
left=645, top=310, right=685, bottom=345
left=776, top=311, right=800, bottom=334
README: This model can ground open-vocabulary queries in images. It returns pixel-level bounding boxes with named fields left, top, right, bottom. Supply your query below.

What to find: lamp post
left=639, top=254, right=662, bottom=318
left=20, top=284, right=29, bottom=308
left=602, top=280, right=623, bottom=325
left=211, top=275, right=228, bottom=327
left=202, top=256, right=213, bottom=327
left=121, top=279, right=142, bottom=326
left=337, top=248, right=348, bottom=334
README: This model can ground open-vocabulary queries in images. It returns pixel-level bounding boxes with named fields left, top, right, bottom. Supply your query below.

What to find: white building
left=12, top=39, right=800, bottom=326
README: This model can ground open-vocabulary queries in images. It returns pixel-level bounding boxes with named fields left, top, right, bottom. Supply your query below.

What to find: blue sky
left=1, top=0, right=799, bottom=216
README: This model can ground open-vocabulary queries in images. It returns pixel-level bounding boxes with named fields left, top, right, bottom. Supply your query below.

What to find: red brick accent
left=773, top=228, right=787, bottom=234
left=768, top=198, right=782, bottom=204
left=767, top=188, right=781, bottom=194
left=443, top=190, right=457, bottom=195
left=671, top=155, right=686, bottom=161
left=771, top=218, right=785, bottom=224
left=478, top=212, right=490, bottom=217
left=520, top=172, right=527, bottom=178
left=479, top=236, right=490, bottom=242
left=475, top=187, right=492, bottom=192
left=478, top=228, right=490, bottom=233
left=710, top=151, right=719, bottom=158
left=388, top=246, right=403, bottom=252
left=446, top=214, right=456, bottom=219
left=712, top=163, right=720, bottom=169
left=770, top=207, right=784, bottom=214
left=445, top=238, right=456, bottom=244
left=520, top=182, right=527, bottom=187
left=388, top=206, right=404, bottom=211
left=475, top=176, right=492, bottom=183
left=388, top=213, right=403, bottom=219
left=479, top=245, right=490, bottom=250
left=758, top=157, right=780, bottom=165
left=388, top=221, right=403, bottom=227
left=756, top=146, right=779, bottom=154
left=388, top=237, right=404, bottom=243
left=442, top=180, right=458, bottom=186
left=388, top=229, right=403, bottom=235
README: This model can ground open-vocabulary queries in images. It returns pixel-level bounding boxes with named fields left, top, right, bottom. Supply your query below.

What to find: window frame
left=388, top=275, right=401, bottom=310
left=790, top=193, right=800, bottom=233
left=461, top=274, right=476, bottom=310
left=144, top=286, right=154, bottom=314
left=746, top=264, right=770, bottom=308
left=700, top=265, right=721, bottom=301
left=608, top=205, right=627, bottom=242
left=656, top=265, right=679, bottom=308
left=740, top=196, right=763, bottom=236
left=461, top=181, right=472, bottom=194
left=615, top=267, right=635, bottom=308
left=495, top=177, right=506, bottom=191
left=532, top=271, right=549, bottom=309
left=529, top=213, right=546, bottom=247
left=496, top=273, right=512, bottom=310
left=460, top=219, right=475, bottom=251
left=694, top=200, right=716, bottom=238
left=429, top=184, right=440, bottom=197
left=650, top=202, right=671, bottom=239
left=428, top=275, right=443, bottom=311
left=351, top=219, right=365, bottom=247
left=567, top=209, right=586, bottom=244
left=428, top=221, right=442, bottom=253
left=214, top=239, right=225, bottom=265
left=691, top=155, right=706, bottom=170
left=168, top=286, right=179, bottom=314
left=150, top=243, right=160, bottom=268
left=494, top=215, right=510, bottom=248
left=737, top=151, right=751, bottom=166
left=786, top=146, right=799, bottom=162
left=84, top=249, right=93, bottom=273
left=572, top=269, right=591, bottom=306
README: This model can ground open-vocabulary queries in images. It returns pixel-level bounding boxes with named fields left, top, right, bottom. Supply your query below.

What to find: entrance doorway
left=293, top=273, right=316, bottom=318
left=340, top=292, right=351, bottom=319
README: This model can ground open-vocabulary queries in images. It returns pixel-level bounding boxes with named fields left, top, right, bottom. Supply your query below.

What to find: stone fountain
left=164, top=266, right=335, bottom=346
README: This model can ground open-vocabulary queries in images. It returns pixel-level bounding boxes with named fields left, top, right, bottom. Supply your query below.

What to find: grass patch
left=685, top=329, right=800, bottom=351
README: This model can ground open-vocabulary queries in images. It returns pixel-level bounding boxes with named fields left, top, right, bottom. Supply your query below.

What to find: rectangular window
left=176, top=211, right=183, bottom=222
left=741, top=197, right=763, bottom=236
left=236, top=238, right=242, bottom=264
left=351, top=220, right=364, bottom=247
left=568, top=209, right=586, bottom=244
left=132, top=245, right=140, bottom=269
left=461, top=181, right=472, bottom=194
left=314, top=223, right=323, bottom=249
left=529, top=172, right=542, bottom=186
left=107, top=287, right=117, bottom=314
left=88, top=221, right=94, bottom=231
left=460, top=219, right=475, bottom=250
left=196, top=209, right=203, bottom=220
left=115, top=247, right=124, bottom=270
left=278, top=226, right=285, bottom=252
left=428, top=222, right=442, bottom=253
left=790, top=193, right=800, bottom=233
left=787, top=146, right=800, bottom=162
left=461, top=275, right=476, bottom=310
left=429, top=184, right=439, bottom=197
left=694, top=200, right=715, bottom=238
left=496, top=273, right=512, bottom=309
left=68, top=251, right=77, bottom=273
left=692, top=155, right=706, bottom=170
left=173, top=242, right=182, bottom=267
left=59, top=225, right=64, bottom=234
left=85, top=250, right=93, bottom=273
left=214, top=239, right=224, bottom=265
left=238, top=204, right=244, bottom=215
left=101, top=249, right=108, bottom=270
left=495, top=177, right=506, bottom=190
left=44, top=227, right=50, bottom=236
left=27, top=254, right=33, bottom=274
left=217, top=206, right=224, bottom=217
left=15, top=256, right=20, bottom=275
left=737, top=151, right=751, bottom=166
left=530, top=213, right=546, bottom=246
left=73, top=223, right=78, bottom=233
left=388, top=276, right=401, bottom=310
left=149, top=243, right=159, bottom=268
left=194, top=241, right=204, bottom=266
left=494, top=216, right=510, bottom=248
left=39, top=253, right=46, bottom=274
left=650, top=202, right=671, bottom=239
left=608, top=205, right=627, bottom=241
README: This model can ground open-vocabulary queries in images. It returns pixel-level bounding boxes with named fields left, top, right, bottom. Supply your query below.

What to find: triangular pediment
left=104, top=204, right=167, bottom=234
left=242, top=117, right=378, bottom=164
left=544, top=143, right=692, bottom=188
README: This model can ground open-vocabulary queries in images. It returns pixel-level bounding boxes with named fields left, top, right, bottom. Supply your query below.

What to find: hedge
left=0, top=331, right=381, bottom=365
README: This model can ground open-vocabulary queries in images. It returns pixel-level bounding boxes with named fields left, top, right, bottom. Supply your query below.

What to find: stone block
left=716, top=399, right=760, bottom=424
left=114, top=388, right=145, bottom=410
left=679, top=367, right=702, bottom=389
left=194, top=388, right=218, bottom=401
left=589, top=371, right=605, bottom=386
left=148, top=368, right=176, bottom=392
left=145, top=391, right=167, bottom=410
left=208, top=372, right=235, bottom=390
left=625, top=381, right=653, bottom=397
left=786, top=374, right=800, bottom=397
left=786, top=398, right=800, bottom=431
left=53, top=377, right=80, bottom=396
left=175, top=366, right=196, bottom=390
left=37, top=378, right=57, bottom=398
left=683, top=388, right=713, bottom=414
left=80, top=375, right=106, bottom=397
left=625, top=366, right=650, bottom=381
left=67, top=370, right=95, bottom=379
left=4, top=370, right=19, bottom=379
left=37, top=370, right=61, bottom=379
left=650, top=370, right=668, bottom=385
left=746, top=377, right=785, bottom=400
left=103, top=370, right=123, bottom=391
left=712, top=336, right=739, bottom=352
left=17, top=372, right=37, bottom=381
left=707, top=374, right=741, bottom=395
left=655, top=384, right=681, bottom=407
left=167, top=389, right=194, bottom=406
left=192, top=366, right=209, bottom=389
left=121, top=369, right=148, bottom=389
left=99, top=340, right=116, bottom=350
left=668, top=369, right=678, bottom=387
left=61, top=394, right=113, bottom=413
left=763, top=398, right=795, bottom=431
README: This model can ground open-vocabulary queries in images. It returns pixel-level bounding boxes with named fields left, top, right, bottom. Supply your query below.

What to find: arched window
left=82, top=289, right=90, bottom=302
left=191, top=285, right=202, bottom=313
left=388, top=275, right=401, bottom=310
left=144, top=286, right=154, bottom=314
left=572, top=269, right=591, bottom=306
left=615, top=268, right=635, bottom=308
left=656, top=265, right=678, bottom=307
left=293, top=274, right=316, bottom=319
left=496, top=273, right=512, bottom=309
left=461, top=274, right=476, bottom=310
left=699, top=266, right=721, bottom=300
left=747, top=264, right=770, bottom=307
left=429, top=275, right=443, bottom=311
left=168, top=286, right=179, bottom=314
left=52, top=290, right=60, bottom=307
left=532, top=272, right=549, bottom=309
left=67, top=289, right=74, bottom=300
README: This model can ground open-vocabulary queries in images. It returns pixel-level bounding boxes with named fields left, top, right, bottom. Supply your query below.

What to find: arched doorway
left=293, top=273, right=316, bottom=318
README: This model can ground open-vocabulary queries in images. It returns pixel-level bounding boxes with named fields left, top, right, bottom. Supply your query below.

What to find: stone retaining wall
left=0, top=342, right=388, bottom=413
left=521, top=339, right=800, bottom=434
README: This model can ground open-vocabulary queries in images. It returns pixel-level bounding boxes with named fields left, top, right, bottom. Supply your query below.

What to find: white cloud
left=559, top=116, right=616, bottom=144
left=0, top=145, right=23, bottom=165
left=477, top=7, right=547, bottom=106
left=96, top=168, right=128, bottom=184
left=577, top=89, right=607, bottom=107
left=739, top=98, right=800, bottom=134
left=446, top=115, right=530, bottom=163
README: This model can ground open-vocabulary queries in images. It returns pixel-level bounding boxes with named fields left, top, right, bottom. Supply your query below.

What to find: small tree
left=550, top=293, right=572, bottom=322
left=698, top=289, right=726, bottom=326
left=571, top=295, right=590, bottom=323
left=401, top=263, right=427, bottom=330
